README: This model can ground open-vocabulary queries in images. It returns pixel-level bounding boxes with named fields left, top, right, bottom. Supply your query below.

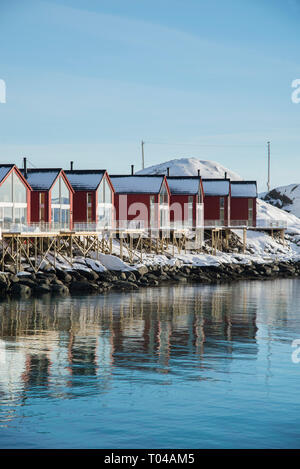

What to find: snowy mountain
left=137, top=158, right=243, bottom=180
left=260, top=184, right=300, bottom=218
left=138, top=157, right=300, bottom=233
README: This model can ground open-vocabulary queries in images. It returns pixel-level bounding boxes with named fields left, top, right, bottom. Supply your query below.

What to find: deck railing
left=0, top=218, right=288, bottom=235
left=256, top=219, right=287, bottom=229
left=0, top=222, right=70, bottom=233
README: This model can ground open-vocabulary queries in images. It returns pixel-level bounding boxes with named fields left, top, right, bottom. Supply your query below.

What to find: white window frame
left=50, top=176, right=71, bottom=227
left=0, top=171, right=28, bottom=227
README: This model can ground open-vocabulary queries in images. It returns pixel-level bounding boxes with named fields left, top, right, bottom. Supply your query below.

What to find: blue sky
left=0, top=0, right=300, bottom=191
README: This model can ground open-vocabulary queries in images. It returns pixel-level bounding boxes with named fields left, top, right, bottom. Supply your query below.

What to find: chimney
left=70, top=161, right=74, bottom=171
left=167, top=167, right=170, bottom=177
left=131, top=164, right=134, bottom=175
left=23, top=157, right=27, bottom=179
left=198, top=169, right=201, bottom=177
left=224, top=172, right=227, bottom=179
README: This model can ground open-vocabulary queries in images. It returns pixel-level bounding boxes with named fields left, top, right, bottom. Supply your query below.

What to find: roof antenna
left=131, top=164, right=134, bottom=175
left=167, top=167, right=170, bottom=177
left=70, top=161, right=74, bottom=171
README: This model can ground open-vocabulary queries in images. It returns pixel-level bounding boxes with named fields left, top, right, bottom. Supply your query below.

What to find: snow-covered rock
left=260, top=183, right=300, bottom=218
left=137, top=157, right=242, bottom=180
left=98, top=254, right=135, bottom=271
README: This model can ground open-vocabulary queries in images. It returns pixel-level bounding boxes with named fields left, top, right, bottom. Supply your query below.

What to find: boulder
left=137, top=265, right=148, bottom=276
left=10, top=283, right=31, bottom=296
left=51, top=284, right=69, bottom=295
left=34, top=284, right=52, bottom=294
left=69, top=281, right=98, bottom=292
left=19, top=278, right=37, bottom=288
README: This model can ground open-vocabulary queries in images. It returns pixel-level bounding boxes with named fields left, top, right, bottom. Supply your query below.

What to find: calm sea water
left=0, top=279, right=300, bottom=449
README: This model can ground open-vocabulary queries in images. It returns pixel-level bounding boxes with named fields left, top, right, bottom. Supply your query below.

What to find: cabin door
left=220, top=197, right=225, bottom=226
left=39, top=193, right=46, bottom=223
left=248, top=199, right=253, bottom=227
left=150, top=196, right=155, bottom=229
left=188, top=196, right=193, bottom=228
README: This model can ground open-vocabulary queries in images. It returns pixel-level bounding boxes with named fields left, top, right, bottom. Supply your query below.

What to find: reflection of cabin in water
left=64, top=169, right=114, bottom=228
left=0, top=164, right=32, bottom=229
left=21, top=168, right=74, bottom=229
left=110, top=173, right=170, bottom=230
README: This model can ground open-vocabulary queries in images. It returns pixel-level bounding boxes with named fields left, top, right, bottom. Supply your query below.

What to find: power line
left=143, top=141, right=264, bottom=147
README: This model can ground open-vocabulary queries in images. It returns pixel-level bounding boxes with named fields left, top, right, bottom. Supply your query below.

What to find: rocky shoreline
left=0, top=258, right=299, bottom=298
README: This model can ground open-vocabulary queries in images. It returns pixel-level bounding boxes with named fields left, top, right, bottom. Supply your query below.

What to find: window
left=220, top=197, right=225, bottom=224
left=0, top=170, right=28, bottom=228
left=97, top=177, right=113, bottom=228
left=50, top=175, right=71, bottom=228
left=98, top=177, right=112, bottom=204
left=160, top=206, right=169, bottom=228
left=104, top=178, right=112, bottom=204
left=60, top=177, right=70, bottom=205
left=13, top=175, right=27, bottom=203
left=0, top=173, right=12, bottom=203
left=159, top=182, right=168, bottom=205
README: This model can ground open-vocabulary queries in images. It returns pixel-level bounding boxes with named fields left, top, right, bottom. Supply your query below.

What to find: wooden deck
left=0, top=223, right=286, bottom=272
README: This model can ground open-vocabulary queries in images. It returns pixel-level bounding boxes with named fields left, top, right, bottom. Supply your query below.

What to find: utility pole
left=267, top=141, right=270, bottom=192
left=141, top=140, right=145, bottom=170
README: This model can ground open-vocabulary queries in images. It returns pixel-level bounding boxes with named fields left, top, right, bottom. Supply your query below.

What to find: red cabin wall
left=204, top=195, right=230, bottom=224
left=170, top=194, right=197, bottom=225
left=71, top=173, right=115, bottom=224
left=231, top=197, right=257, bottom=225
left=114, top=193, right=152, bottom=227
left=29, top=191, right=49, bottom=223
left=72, top=191, right=96, bottom=223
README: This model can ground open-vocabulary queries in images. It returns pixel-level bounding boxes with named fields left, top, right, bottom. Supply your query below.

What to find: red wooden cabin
left=110, top=174, right=170, bottom=230
left=167, top=176, right=204, bottom=229
left=202, top=178, right=231, bottom=227
left=230, top=181, right=257, bottom=227
left=21, top=168, right=74, bottom=229
left=0, top=164, right=32, bottom=229
left=64, top=169, right=114, bottom=228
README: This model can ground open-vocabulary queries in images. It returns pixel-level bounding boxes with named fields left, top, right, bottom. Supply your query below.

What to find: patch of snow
left=98, top=254, right=135, bottom=271
left=231, top=182, right=257, bottom=198
left=137, top=157, right=242, bottom=180
left=110, top=176, right=164, bottom=194
left=202, top=179, right=229, bottom=196
left=85, top=258, right=107, bottom=272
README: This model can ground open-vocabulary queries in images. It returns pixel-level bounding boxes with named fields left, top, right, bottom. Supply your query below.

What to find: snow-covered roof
left=202, top=179, right=230, bottom=196
left=231, top=182, right=257, bottom=198
left=0, top=165, right=13, bottom=184
left=167, top=177, right=201, bottom=195
left=20, top=169, right=61, bottom=190
left=65, top=170, right=105, bottom=191
left=110, top=175, right=165, bottom=194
